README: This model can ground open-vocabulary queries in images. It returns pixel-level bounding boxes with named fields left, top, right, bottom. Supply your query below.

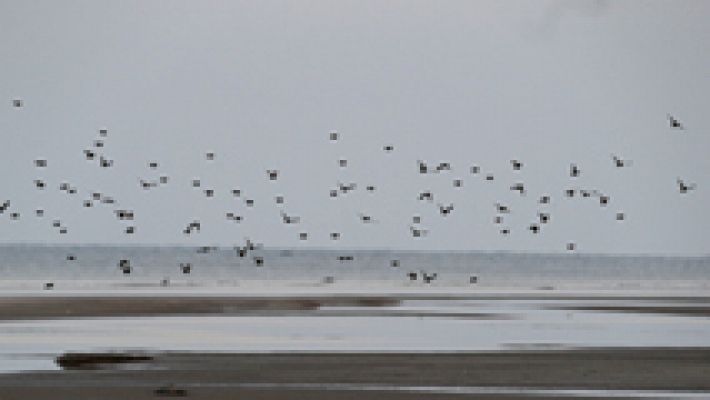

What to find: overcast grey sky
left=0, top=0, right=708, bottom=254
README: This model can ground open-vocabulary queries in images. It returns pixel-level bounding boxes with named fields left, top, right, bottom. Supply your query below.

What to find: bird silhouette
left=438, top=203, right=454, bottom=216
left=611, top=154, right=632, bottom=168
left=510, top=182, right=525, bottom=195
left=495, top=203, right=510, bottom=213
left=435, top=162, right=451, bottom=172
left=410, top=226, right=428, bottom=238
left=667, top=114, right=684, bottom=130
left=677, top=178, right=696, bottom=194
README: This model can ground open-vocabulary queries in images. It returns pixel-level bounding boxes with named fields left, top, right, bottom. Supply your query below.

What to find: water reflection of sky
left=2, top=297, right=709, bottom=373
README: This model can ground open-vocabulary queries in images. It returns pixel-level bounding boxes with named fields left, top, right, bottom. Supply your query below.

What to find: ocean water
left=0, top=244, right=708, bottom=289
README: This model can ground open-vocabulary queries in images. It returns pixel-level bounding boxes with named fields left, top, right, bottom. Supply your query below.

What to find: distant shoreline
left=1, top=242, right=709, bottom=258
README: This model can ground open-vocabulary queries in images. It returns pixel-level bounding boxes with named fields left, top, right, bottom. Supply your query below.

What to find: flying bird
left=677, top=178, right=696, bottom=194
left=667, top=114, right=684, bottom=130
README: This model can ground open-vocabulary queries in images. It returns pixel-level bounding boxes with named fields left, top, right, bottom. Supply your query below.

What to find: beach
left=1, top=248, right=709, bottom=398
left=1, top=288, right=710, bottom=398
left=1, top=348, right=709, bottom=399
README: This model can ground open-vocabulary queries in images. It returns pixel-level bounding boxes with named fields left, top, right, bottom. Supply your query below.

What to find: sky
left=0, top=0, right=708, bottom=254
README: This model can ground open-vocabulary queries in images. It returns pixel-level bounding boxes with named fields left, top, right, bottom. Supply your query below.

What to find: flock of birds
left=1, top=98, right=699, bottom=288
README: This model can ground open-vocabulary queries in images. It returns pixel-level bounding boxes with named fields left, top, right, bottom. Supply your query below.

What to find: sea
left=1, top=244, right=708, bottom=290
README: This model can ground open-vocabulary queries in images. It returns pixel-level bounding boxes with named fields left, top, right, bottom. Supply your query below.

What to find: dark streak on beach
left=0, top=348, right=708, bottom=399
left=2, top=294, right=710, bottom=320
left=550, top=305, right=710, bottom=317
left=0, top=296, right=399, bottom=320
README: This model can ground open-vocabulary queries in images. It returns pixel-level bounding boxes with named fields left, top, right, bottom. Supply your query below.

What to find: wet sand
left=0, top=386, right=606, bottom=400
left=0, top=296, right=399, bottom=320
left=1, top=349, right=709, bottom=399
left=0, top=295, right=506, bottom=320
left=2, top=293, right=709, bottom=398
left=551, top=304, right=710, bottom=317
left=2, top=293, right=709, bottom=320
left=0, top=389, right=640, bottom=400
